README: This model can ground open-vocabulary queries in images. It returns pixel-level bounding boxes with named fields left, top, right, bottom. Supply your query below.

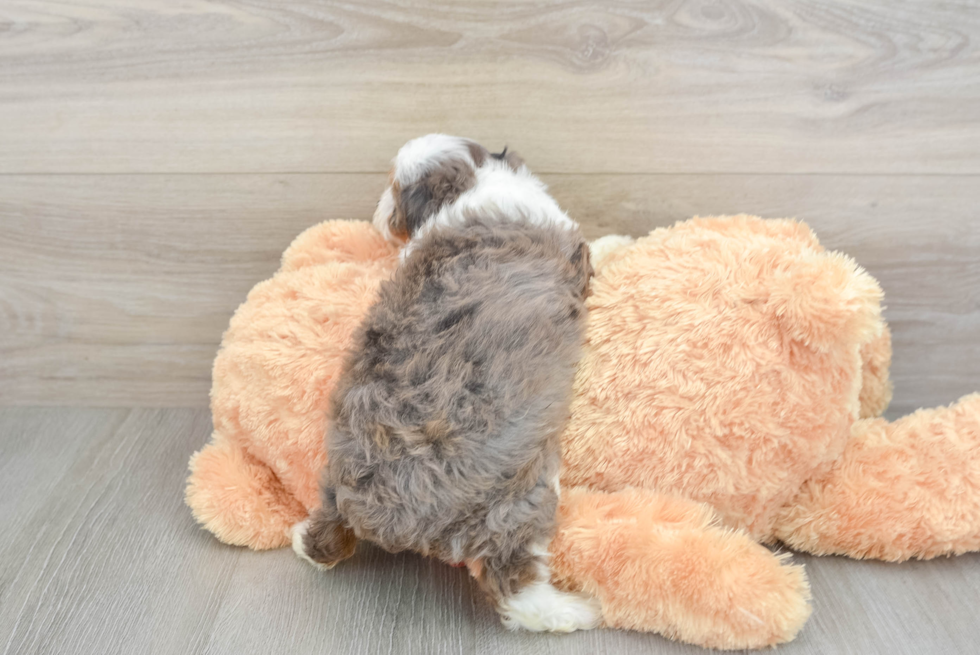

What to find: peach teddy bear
left=186, top=215, right=980, bottom=650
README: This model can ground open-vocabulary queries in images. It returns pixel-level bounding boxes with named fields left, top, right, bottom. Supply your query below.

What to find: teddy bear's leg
left=775, top=393, right=980, bottom=561
left=549, top=487, right=811, bottom=650
left=186, top=433, right=308, bottom=550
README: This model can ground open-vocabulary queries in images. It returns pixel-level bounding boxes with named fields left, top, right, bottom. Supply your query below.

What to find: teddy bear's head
left=561, top=216, right=890, bottom=538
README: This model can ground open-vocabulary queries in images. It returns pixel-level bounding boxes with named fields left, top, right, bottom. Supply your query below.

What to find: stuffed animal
left=186, top=215, right=980, bottom=650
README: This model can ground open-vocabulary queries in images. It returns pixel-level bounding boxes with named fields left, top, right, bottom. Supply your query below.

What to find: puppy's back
left=328, top=215, right=590, bottom=558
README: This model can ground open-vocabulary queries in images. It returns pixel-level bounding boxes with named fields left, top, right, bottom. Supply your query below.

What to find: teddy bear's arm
left=549, top=487, right=811, bottom=650
left=186, top=434, right=308, bottom=549
left=776, top=393, right=980, bottom=561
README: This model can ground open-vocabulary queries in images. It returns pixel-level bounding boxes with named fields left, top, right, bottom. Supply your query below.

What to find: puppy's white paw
left=499, top=580, right=602, bottom=633
left=290, top=520, right=335, bottom=572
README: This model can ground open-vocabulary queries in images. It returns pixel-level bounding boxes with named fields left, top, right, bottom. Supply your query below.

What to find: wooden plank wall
left=1, top=1, right=978, bottom=414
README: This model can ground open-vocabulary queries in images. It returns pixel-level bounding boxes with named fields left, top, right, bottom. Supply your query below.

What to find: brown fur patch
left=303, top=487, right=357, bottom=567
left=466, top=141, right=489, bottom=167
left=481, top=551, right=541, bottom=603
left=388, top=179, right=410, bottom=240
left=394, top=156, right=479, bottom=237
left=423, top=416, right=451, bottom=441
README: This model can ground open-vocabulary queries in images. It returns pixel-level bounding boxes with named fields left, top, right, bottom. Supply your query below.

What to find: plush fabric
left=185, top=216, right=980, bottom=650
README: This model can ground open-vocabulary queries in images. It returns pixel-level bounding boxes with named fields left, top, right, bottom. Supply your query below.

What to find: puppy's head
left=374, top=134, right=510, bottom=241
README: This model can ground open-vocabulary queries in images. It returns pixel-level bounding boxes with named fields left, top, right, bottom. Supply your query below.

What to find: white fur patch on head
left=394, top=133, right=475, bottom=186
left=399, top=159, right=579, bottom=261
left=382, top=134, right=582, bottom=263
left=463, top=164, right=576, bottom=230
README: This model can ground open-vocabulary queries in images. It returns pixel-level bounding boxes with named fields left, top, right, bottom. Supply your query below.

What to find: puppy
left=292, top=134, right=599, bottom=632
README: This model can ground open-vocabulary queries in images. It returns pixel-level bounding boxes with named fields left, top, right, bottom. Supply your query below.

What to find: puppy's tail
left=291, top=487, right=357, bottom=569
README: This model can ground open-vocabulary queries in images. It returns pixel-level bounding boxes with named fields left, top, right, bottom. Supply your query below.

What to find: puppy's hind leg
left=480, top=539, right=601, bottom=633
left=291, top=487, right=356, bottom=571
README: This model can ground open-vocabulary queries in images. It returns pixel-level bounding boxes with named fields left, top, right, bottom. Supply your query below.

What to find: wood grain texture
left=2, top=3, right=977, bottom=652
left=1, top=407, right=978, bottom=655
left=0, top=408, right=237, bottom=655
left=2, top=173, right=977, bottom=413
left=1, top=1, right=979, bottom=174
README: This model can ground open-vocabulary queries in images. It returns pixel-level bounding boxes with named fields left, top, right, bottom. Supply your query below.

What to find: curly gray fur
left=303, top=213, right=590, bottom=601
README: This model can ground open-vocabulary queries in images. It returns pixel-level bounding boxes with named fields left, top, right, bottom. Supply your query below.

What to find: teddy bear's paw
left=550, top=488, right=812, bottom=648
left=290, top=520, right=337, bottom=572
left=499, top=580, right=602, bottom=633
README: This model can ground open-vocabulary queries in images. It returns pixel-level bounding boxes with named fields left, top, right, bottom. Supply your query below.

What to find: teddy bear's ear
left=768, top=249, right=884, bottom=354
left=280, top=220, right=398, bottom=272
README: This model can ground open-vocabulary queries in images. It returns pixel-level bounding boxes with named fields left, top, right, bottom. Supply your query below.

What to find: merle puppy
left=292, top=134, right=598, bottom=632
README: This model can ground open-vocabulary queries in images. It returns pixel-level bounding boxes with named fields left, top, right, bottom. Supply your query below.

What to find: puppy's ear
left=466, top=140, right=489, bottom=167
left=491, top=146, right=525, bottom=172
left=374, top=181, right=408, bottom=241
left=394, top=155, right=478, bottom=237
left=570, top=240, right=593, bottom=299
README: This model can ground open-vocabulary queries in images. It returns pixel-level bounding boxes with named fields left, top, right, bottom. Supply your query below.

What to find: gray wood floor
left=2, top=1, right=980, bottom=653
left=0, top=408, right=978, bottom=655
